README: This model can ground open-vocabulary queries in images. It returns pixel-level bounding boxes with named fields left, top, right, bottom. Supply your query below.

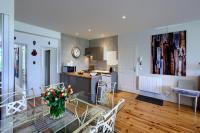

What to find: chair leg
left=96, top=88, right=98, bottom=105
left=112, top=88, right=114, bottom=108
left=178, top=94, right=180, bottom=109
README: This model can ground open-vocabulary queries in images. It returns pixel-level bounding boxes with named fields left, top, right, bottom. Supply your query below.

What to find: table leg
left=81, top=105, right=88, bottom=125
left=195, top=97, right=198, bottom=114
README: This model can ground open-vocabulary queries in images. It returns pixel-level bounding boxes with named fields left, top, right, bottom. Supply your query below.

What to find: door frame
left=41, top=47, right=58, bottom=86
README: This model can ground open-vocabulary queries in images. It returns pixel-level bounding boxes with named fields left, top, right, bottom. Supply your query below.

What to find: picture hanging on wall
left=151, top=30, right=186, bottom=76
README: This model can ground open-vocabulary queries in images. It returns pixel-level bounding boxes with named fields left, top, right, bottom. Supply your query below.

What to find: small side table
left=173, top=87, right=200, bottom=114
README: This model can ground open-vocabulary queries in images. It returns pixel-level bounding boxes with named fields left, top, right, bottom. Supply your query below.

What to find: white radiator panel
left=138, top=76, right=162, bottom=94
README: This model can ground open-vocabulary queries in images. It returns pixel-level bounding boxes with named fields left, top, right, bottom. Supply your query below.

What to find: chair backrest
left=96, top=80, right=117, bottom=108
left=96, top=98, right=125, bottom=132
left=177, top=80, right=195, bottom=90
left=0, top=92, right=27, bottom=117
left=41, top=82, right=65, bottom=92
left=97, top=80, right=107, bottom=91
left=96, top=80, right=108, bottom=105
left=111, top=82, right=117, bottom=92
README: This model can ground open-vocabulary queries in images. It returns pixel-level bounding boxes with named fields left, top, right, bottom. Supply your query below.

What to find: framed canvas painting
left=151, top=31, right=186, bottom=76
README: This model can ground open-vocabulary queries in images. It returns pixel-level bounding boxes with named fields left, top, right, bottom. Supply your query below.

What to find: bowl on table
left=78, top=71, right=84, bottom=75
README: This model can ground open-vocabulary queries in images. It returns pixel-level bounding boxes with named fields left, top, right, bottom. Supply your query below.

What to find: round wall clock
left=71, top=47, right=81, bottom=58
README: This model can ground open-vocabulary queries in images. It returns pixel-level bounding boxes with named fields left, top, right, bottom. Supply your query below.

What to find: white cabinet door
left=118, top=34, right=138, bottom=93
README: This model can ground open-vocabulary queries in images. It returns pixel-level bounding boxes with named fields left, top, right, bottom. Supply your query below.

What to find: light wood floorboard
left=114, top=91, right=200, bottom=133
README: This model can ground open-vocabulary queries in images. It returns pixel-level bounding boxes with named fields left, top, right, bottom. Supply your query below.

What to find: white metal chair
left=83, top=98, right=125, bottom=133
left=41, top=82, right=65, bottom=92
left=96, top=80, right=117, bottom=108
left=0, top=92, right=27, bottom=119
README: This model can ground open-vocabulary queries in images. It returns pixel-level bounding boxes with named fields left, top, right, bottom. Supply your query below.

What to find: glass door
left=0, top=14, right=3, bottom=99
left=0, top=13, right=9, bottom=119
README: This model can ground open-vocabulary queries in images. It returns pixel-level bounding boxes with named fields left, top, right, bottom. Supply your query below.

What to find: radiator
left=138, top=76, right=162, bottom=94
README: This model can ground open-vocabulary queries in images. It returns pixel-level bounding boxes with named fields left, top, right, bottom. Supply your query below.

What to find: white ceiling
left=15, top=0, right=200, bottom=40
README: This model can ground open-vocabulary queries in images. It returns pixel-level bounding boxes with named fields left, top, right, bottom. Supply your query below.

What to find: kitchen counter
left=60, top=72, right=101, bottom=103
left=60, top=71, right=118, bottom=103
left=63, top=72, right=100, bottom=79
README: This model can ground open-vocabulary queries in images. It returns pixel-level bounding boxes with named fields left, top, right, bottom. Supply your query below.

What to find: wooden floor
left=114, top=91, right=200, bottom=133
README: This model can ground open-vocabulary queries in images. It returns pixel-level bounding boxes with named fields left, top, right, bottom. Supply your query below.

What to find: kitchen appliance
left=63, top=66, right=76, bottom=72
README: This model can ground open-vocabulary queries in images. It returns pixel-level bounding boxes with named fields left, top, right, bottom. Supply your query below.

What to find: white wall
left=0, top=0, right=15, bottom=94
left=118, top=20, right=200, bottom=106
left=61, top=34, right=89, bottom=71
left=15, top=21, right=61, bottom=39
left=14, top=22, right=61, bottom=96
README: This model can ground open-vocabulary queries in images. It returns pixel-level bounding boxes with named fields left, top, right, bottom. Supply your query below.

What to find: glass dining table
left=0, top=93, right=105, bottom=133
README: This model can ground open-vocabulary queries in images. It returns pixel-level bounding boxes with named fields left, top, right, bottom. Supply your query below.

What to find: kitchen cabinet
left=85, top=47, right=106, bottom=60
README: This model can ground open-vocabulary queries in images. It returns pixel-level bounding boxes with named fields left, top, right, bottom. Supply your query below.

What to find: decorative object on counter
left=78, top=70, right=84, bottom=75
left=41, top=83, right=73, bottom=119
left=31, top=49, right=37, bottom=56
left=71, top=47, right=81, bottom=58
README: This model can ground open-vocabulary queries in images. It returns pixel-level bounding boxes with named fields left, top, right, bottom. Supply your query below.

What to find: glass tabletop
left=0, top=94, right=105, bottom=133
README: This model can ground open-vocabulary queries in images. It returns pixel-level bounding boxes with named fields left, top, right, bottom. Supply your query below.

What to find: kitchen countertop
left=91, top=70, right=110, bottom=74
left=63, top=72, right=101, bottom=79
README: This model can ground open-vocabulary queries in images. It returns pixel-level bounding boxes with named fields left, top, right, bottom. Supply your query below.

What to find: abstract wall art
left=151, top=31, right=186, bottom=76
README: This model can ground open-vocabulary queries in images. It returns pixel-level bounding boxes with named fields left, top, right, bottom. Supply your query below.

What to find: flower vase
left=49, top=102, right=65, bottom=119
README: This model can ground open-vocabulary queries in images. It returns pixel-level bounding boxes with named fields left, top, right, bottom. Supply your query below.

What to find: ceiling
left=15, top=0, right=200, bottom=40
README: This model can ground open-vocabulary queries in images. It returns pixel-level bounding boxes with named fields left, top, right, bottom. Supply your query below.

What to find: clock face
left=72, top=47, right=81, bottom=58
